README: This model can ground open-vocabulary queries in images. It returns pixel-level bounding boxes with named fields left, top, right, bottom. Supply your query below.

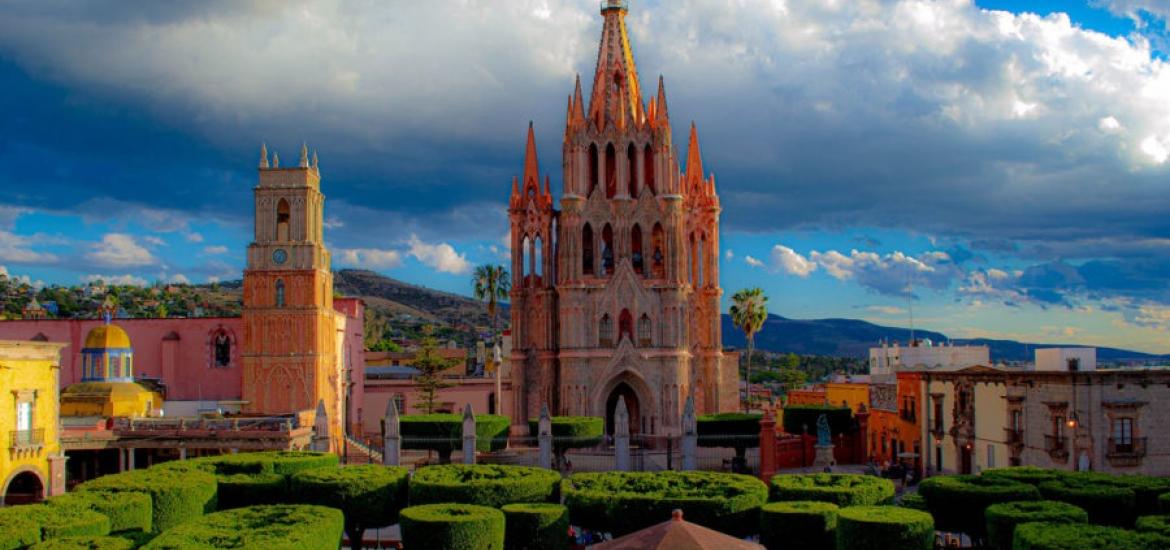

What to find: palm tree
left=473, top=264, right=511, bottom=413
left=730, top=288, right=768, bottom=413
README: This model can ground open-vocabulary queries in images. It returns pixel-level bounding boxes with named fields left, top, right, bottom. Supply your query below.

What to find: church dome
left=84, top=324, right=132, bottom=350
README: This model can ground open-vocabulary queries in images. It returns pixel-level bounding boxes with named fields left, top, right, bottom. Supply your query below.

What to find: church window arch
left=638, top=314, right=652, bottom=347
left=697, top=233, right=706, bottom=287
left=599, top=314, right=613, bottom=347
left=688, top=233, right=696, bottom=284
left=605, top=143, right=617, bottom=199
left=643, top=144, right=655, bottom=195
left=626, top=143, right=637, bottom=197
left=275, top=279, right=286, bottom=308
left=582, top=224, right=594, bottom=276
left=651, top=223, right=665, bottom=278
left=601, top=224, right=614, bottom=275
left=588, top=144, right=599, bottom=196
left=534, top=235, right=543, bottom=281
left=631, top=224, right=644, bottom=275
left=211, top=328, right=234, bottom=368
left=521, top=235, right=531, bottom=280
left=276, top=199, right=290, bottom=241
left=619, top=309, right=634, bottom=343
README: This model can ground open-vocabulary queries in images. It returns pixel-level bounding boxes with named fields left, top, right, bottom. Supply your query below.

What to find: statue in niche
left=214, top=331, right=231, bottom=367
left=816, top=413, right=832, bottom=446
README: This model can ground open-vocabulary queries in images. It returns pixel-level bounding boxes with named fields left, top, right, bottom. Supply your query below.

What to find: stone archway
left=606, top=382, right=641, bottom=437
left=3, top=469, right=44, bottom=505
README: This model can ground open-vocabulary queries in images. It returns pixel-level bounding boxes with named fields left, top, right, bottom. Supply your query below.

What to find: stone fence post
left=383, top=399, right=401, bottom=466
left=462, top=404, right=477, bottom=465
left=759, top=408, right=777, bottom=481
left=614, top=397, right=631, bottom=471
left=538, top=404, right=553, bottom=470
left=311, top=399, right=330, bottom=453
left=681, top=396, right=697, bottom=471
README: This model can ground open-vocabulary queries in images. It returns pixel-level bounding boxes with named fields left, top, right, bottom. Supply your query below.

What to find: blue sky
left=1, top=0, right=1170, bottom=353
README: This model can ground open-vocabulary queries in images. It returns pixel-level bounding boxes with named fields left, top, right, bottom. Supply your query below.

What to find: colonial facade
left=509, top=0, right=737, bottom=435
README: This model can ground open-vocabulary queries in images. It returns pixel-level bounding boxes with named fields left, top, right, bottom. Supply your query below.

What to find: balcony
left=1044, top=434, right=1069, bottom=462
left=900, top=410, right=917, bottom=423
left=9, top=429, right=45, bottom=457
left=1005, top=428, right=1025, bottom=449
left=1107, top=437, right=1147, bottom=466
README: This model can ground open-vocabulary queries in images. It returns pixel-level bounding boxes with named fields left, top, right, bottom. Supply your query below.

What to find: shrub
left=759, top=501, right=838, bottom=550
left=770, top=474, right=895, bottom=507
left=0, top=504, right=111, bottom=542
left=501, top=503, right=569, bottom=550
left=981, top=467, right=1066, bottom=486
left=290, top=465, right=409, bottom=550
left=410, top=464, right=560, bottom=508
left=527, top=416, right=603, bottom=467
left=216, top=473, right=288, bottom=510
left=50, top=490, right=153, bottom=533
left=917, top=474, right=1040, bottom=537
left=984, top=500, right=1088, bottom=550
left=157, top=451, right=339, bottom=477
left=400, top=503, right=504, bottom=550
left=1161, top=492, right=1170, bottom=513
left=698, top=413, right=761, bottom=470
left=1011, top=521, right=1170, bottom=550
left=78, top=468, right=217, bottom=533
left=29, top=536, right=135, bottom=550
left=781, top=405, right=853, bottom=436
left=142, top=504, right=343, bottom=550
left=564, top=470, right=769, bottom=537
left=401, top=414, right=511, bottom=463
left=1136, top=514, right=1170, bottom=537
left=0, top=507, right=41, bottom=550
left=899, top=492, right=928, bottom=511
left=1104, top=474, right=1170, bottom=517
left=836, top=506, right=934, bottom=550
left=1038, top=475, right=1136, bottom=527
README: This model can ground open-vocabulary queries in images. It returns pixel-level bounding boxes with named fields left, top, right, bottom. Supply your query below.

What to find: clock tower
left=242, top=144, right=340, bottom=433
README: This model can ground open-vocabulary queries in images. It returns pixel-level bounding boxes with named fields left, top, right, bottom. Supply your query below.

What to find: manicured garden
left=10, top=440, right=1170, bottom=549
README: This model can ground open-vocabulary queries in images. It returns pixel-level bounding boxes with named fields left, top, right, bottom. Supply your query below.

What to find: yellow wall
left=0, top=340, right=66, bottom=500
left=975, top=381, right=1008, bottom=471
left=825, top=383, right=870, bottom=413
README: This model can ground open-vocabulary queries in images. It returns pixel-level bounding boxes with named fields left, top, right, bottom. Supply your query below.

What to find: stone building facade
left=509, top=0, right=737, bottom=435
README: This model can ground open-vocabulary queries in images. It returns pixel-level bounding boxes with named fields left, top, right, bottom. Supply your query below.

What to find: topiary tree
left=899, top=492, right=928, bottom=512
left=769, top=474, right=895, bottom=507
left=409, top=464, right=561, bottom=507
left=1037, top=475, right=1137, bottom=527
left=29, top=536, right=135, bottom=550
left=142, top=504, right=343, bottom=550
left=0, top=507, right=41, bottom=550
left=290, top=465, right=409, bottom=550
left=564, top=470, right=769, bottom=537
left=981, top=467, right=1066, bottom=487
left=836, top=506, right=934, bottom=550
left=1012, top=521, right=1170, bottom=550
left=400, top=503, right=505, bottom=550
left=781, top=405, right=854, bottom=436
left=78, top=468, right=217, bottom=534
left=49, top=490, right=152, bottom=534
left=697, top=413, right=761, bottom=473
left=501, top=503, right=569, bottom=550
left=759, top=501, right=838, bottom=550
left=917, top=474, right=1040, bottom=539
left=401, top=414, right=511, bottom=464
left=984, top=500, right=1088, bottom=550
left=527, top=416, right=603, bottom=468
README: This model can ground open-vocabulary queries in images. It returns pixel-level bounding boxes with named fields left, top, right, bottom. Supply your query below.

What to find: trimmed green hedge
left=1, top=504, right=111, bottom=542
left=917, top=474, right=1040, bottom=536
left=1012, top=521, right=1170, bottom=550
left=564, top=471, right=769, bottom=537
left=142, top=504, right=343, bottom=550
left=1105, top=474, right=1170, bottom=517
left=0, top=507, right=41, bottom=550
left=984, top=500, right=1088, bottom=550
left=217, top=473, right=287, bottom=510
left=401, top=414, right=511, bottom=463
left=29, top=536, right=135, bottom=550
left=50, top=490, right=153, bottom=533
left=782, top=405, right=853, bottom=436
left=527, top=416, right=603, bottom=446
left=410, top=464, right=560, bottom=508
left=291, top=465, right=409, bottom=550
left=1038, top=475, right=1136, bottom=527
left=1136, top=514, right=1170, bottom=537
left=1161, top=492, right=1170, bottom=513
left=400, top=503, right=504, bottom=550
left=501, top=503, right=568, bottom=550
left=697, top=413, right=762, bottom=447
left=759, top=501, right=838, bottom=550
left=213, top=451, right=339, bottom=477
left=836, top=506, right=934, bottom=550
left=769, top=474, right=895, bottom=507
left=981, top=467, right=1065, bottom=486
left=899, top=492, right=928, bottom=512
left=78, top=468, right=217, bottom=533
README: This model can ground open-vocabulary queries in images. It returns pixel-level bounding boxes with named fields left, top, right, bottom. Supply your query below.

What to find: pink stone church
left=509, top=0, right=738, bottom=436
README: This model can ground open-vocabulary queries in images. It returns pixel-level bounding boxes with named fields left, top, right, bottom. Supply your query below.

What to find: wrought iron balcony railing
left=1107, top=437, right=1147, bottom=459
left=1044, top=434, right=1068, bottom=460
left=9, top=428, right=44, bottom=449
left=1004, top=428, right=1024, bottom=446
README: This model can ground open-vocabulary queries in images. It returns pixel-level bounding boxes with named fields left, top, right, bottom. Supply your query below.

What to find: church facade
left=509, top=0, right=738, bottom=436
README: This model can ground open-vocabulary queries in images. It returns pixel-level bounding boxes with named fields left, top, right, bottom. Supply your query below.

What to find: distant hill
left=721, top=314, right=1170, bottom=363
left=333, top=269, right=506, bottom=328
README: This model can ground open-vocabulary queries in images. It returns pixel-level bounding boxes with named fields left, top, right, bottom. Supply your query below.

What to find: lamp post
left=492, top=342, right=503, bottom=416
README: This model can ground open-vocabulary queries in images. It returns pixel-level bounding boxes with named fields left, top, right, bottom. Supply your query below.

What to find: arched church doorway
left=3, top=470, right=44, bottom=505
left=605, top=382, right=640, bottom=437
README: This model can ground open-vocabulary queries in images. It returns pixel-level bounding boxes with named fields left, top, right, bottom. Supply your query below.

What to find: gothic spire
left=523, top=122, right=540, bottom=195
left=259, top=143, right=269, bottom=168
left=299, top=143, right=309, bottom=168
left=571, top=74, right=586, bottom=127
left=588, top=1, right=644, bottom=130
left=656, top=76, right=669, bottom=123
left=686, top=122, right=704, bottom=189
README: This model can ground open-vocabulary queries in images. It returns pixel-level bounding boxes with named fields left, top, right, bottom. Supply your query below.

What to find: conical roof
left=589, top=510, right=764, bottom=550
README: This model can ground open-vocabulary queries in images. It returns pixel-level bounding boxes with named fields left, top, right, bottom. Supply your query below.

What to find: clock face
left=272, top=249, right=288, bottom=265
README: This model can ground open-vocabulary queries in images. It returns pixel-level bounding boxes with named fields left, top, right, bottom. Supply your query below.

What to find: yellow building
left=0, top=339, right=67, bottom=504
left=60, top=323, right=162, bottom=419
left=825, top=381, right=870, bottom=414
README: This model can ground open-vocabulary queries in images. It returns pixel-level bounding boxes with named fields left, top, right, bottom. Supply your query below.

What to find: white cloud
left=744, top=255, right=765, bottom=268
left=867, top=305, right=908, bottom=315
left=1140, top=134, right=1169, bottom=163
left=769, top=245, right=817, bottom=277
left=82, top=273, right=149, bottom=287
left=142, top=235, right=166, bottom=247
left=203, top=245, right=229, bottom=255
left=725, top=249, right=734, bottom=260
left=185, top=232, right=204, bottom=243
left=408, top=235, right=471, bottom=274
left=808, top=248, right=959, bottom=297
left=0, top=230, right=57, bottom=264
left=1098, top=116, right=1123, bottom=132
left=336, top=248, right=403, bottom=270
left=86, top=233, right=156, bottom=267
